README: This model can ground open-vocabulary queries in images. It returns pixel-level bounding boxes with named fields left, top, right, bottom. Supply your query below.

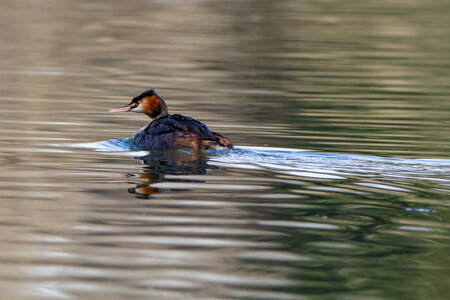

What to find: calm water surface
left=0, top=0, right=449, bottom=299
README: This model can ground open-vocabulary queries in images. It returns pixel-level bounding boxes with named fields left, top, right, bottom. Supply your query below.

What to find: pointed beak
left=109, top=105, right=133, bottom=113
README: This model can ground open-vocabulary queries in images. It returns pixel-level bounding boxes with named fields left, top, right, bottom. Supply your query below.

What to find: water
left=0, top=0, right=449, bottom=299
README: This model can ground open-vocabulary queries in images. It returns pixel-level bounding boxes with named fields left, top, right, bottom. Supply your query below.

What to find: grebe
left=109, top=89, right=233, bottom=151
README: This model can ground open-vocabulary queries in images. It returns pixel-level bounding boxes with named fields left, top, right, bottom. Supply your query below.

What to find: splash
left=65, top=139, right=450, bottom=180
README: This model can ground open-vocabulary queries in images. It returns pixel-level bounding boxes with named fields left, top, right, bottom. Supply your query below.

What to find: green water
left=0, top=0, right=449, bottom=299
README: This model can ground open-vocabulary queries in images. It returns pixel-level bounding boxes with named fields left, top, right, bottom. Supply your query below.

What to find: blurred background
left=0, top=0, right=449, bottom=299
left=1, top=0, right=449, bottom=157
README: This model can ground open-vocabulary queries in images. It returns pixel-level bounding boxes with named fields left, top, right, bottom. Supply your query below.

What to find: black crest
left=132, top=89, right=156, bottom=103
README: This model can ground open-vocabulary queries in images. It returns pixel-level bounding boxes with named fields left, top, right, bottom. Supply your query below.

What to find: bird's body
left=110, top=89, right=233, bottom=151
left=134, top=113, right=231, bottom=151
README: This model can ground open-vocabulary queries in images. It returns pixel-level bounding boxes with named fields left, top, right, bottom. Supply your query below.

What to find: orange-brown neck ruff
left=141, top=95, right=168, bottom=119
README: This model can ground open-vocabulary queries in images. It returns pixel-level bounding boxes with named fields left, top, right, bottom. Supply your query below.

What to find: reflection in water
left=1, top=0, right=450, bottom=299
left=129, top=150, right=210, bottom=199
left=56, top=140, right=449, bottom=299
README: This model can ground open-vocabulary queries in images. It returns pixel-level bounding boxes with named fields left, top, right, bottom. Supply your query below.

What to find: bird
left=109, top=89, right=233, bottom=151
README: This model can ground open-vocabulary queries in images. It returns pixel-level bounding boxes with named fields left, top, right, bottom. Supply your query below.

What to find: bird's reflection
left=127, top=150, right=211, bottom=199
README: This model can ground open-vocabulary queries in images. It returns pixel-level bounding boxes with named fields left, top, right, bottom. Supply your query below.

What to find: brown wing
left=210, top=131, right=233, bottom=149
left=134, top=114, right=231, bottom=151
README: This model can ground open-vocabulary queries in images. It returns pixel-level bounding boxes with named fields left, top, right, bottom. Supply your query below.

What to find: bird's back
left=133, top=114, right=232, bottom=151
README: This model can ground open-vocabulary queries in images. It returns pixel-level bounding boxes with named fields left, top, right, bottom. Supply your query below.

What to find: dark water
left=1, top=0, right=449, bottom=299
